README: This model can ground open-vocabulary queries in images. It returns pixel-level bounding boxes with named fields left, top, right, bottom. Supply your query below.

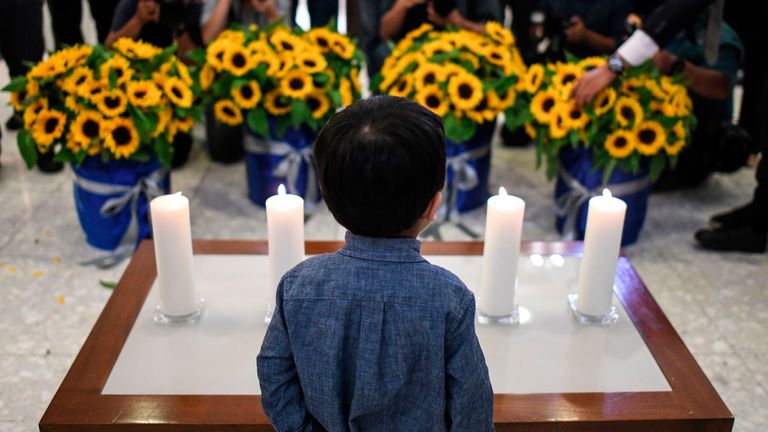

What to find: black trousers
left=0, top=0, right=44, bottom=77
left=46, top=0, right=119, bottom=46
left=292, top=0, right=339, bottom=28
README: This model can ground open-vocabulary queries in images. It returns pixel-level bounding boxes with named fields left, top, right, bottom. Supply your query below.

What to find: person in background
left=46, top=0, right=120, bottom=47
left=291, top=0, right=338, bottom=28
left=200, top=0, right=289, bottom=45
left=652, top=17, right=743, bottom=190
left=359, top=0, right=501, bottom=78
left=258, top=96, right=494, bottom=431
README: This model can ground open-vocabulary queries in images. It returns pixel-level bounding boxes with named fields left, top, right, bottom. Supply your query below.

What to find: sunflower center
left=562, top=74, right=576, bottom=85
left=135, top=91, right=146, bottom=99
left=476, top=97, right=488, bottom=111
left=620, top=107, right=635, bottom=121
left=614, top=137, right=628, bottom=148
left=304, top=59, right=316, bottom=68
left=639, top=129, right=656, bottom=144
left=44, top=118, right=59, bottom=134
left=113, top=127, right=132, bottom=146
left=290, top=78, right=305, bottom=90
left=114, top=68, right=124, bottom=79
left=542, top=98, right=555, bottom=113
left=397, top=79, right=408, bottom=92
left=424, top=72, right=436, bottom=84
left=458, top=84, right=473, bottom=99
left=599, top=95, right=611, bottom=108
left=240, top=85, right=254, bottom=99
left=307, top=96, right=320, bottom=111
left=83, top=120, right=99, bottom=138
left=76, top=75, right=87, bottom=86
left=105, top=96, right=121, bottom=109
left=426, top=95, right=441, bottom=108
left=223, top=106, right=235, bottom=117
left=569, top=109, right=582, bottom=120
left=491, top=52, right=501, bottom=60
left=281, top=41, right=293, bottom=51
left=171, top=87, right=183, bottom=98
left=316, top=37, right=328, bottom=48
left=232, top=53, right=247, bottom=68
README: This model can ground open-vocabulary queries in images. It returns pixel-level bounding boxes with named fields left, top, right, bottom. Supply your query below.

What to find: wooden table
left=39, top=240, right=733, bottom=432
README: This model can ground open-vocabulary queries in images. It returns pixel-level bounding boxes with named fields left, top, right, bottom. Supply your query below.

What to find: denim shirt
left=257, top=232, right=494, bottom=432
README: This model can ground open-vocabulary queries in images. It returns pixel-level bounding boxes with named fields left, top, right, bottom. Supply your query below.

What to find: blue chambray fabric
left=257, top=232, right=494, bottom=432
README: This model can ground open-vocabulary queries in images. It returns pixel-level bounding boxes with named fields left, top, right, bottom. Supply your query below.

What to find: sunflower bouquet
left=3, top=38, right=200, bottom=169
left=193, top=22, right=364, bottom=136
left=373, top=22, right=526, bottom=143
left=509, top=58, right=696, bottom=181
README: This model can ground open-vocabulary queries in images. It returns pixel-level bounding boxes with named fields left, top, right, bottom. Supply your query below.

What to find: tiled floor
left=1, top=6, right=767, bottom=431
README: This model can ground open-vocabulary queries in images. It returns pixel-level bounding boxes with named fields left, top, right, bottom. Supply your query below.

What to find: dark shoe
left=709, top=202, right=754, bottom=228
left=37, top=151, right=64, bottom=173
left=694, top=225, right=767, bottom=253
left=6, top=114, right=22, bottom=131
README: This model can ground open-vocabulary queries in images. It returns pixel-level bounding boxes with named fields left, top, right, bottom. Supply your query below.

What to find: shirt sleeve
left=445, top=293, right=494, bottom=432
left=257, top=280, right=313, bottom=432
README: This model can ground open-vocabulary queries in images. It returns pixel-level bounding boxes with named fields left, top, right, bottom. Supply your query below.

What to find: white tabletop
left=102, top=254, right=671, bottom=395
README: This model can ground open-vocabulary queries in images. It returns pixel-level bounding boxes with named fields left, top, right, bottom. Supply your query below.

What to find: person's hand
left=396, top=0, right=427, bottom=11
left=571, top=64, right=617, bottom=106
left=563, top=16, right=587, bottom=44
left=136, top=0, right=160, bottom=24
left=426, top=2, right=449, bottom=26
left=652, top=50, right=678, bottom=75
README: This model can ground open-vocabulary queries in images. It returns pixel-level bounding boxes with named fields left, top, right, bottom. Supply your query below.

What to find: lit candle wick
left=602, top=188, right=612, bottom=198
left=499, top=186, right=508, bottom=196
left=278, top=184, right=286, bottom=195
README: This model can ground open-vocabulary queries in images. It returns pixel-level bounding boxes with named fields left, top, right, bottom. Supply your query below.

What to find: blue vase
left=555, top=146, right=650, bottom=246
left=72, top=156, right=170, bottom=251
left=443, top=122, right=495, bottom=214
left=243, top=120, right=321, bottom=208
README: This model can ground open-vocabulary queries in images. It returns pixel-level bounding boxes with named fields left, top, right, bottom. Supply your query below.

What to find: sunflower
left=524, top=122, right=536, bottom=139
left=100, top=55, right=132, bottom=86
left=329, top=34, right=355, bottom=60
left=32, top=109, right=67, bottom=147
left=488, top=87, right=516, bottom=110
left=222, top=45, right=254, bottom=76
left=264, top=89, right=292, bottom=116
left=406, top=23, right=433, bottom=41
left=552, top=63, right=584, bottom=90
left=422, top=40, right=453, bottom=59
left=174, top=61, right=194, bottom=86
left=466, top=94, right=496, bottom=123
left=447, top=72, right=483, bottom=110
left=389, top=75, right=414, bottom=98
left=10, top=88, right=28, bottom=111
left=61, top=67, right=94, bottom=94
left=614, top=97, right=644, bottom=127
left=482, top=45, right=512, bottom=70
left=206, top=39, right=230, bottom=71
left=27, top=56, right=67, bottom=80
left=113, top=37, right=161, bottom=60
left=77, top=80, right=105, bottom=103
left=126, top=80, right=162, bottom=108
left=643, top=78, right=668, bottom=100
left=350, top=68, right=361, bottom=92
left=415, top=84, right=449, bottom=117
left=665, top=121, right=687, bottom=156
left=578, top=57, right=606, bottom=71
left=562, top=100, right=589, bottom=130
left=24, top=98, right=49, bottom=129
left=633, top=121, right=666, bottom=156
left=103, top=117, right=141, bottom=158
left=549, top=111, right=568, bottom=139
left=96, top=89, right=128, bottom=117
left=270, top=29, right=303, bottom=53
left=70, top=110, right=103, bottom=150
left=670, top=90, right=692, bottom=116
left=306, top=28, right=334, bottom=53
left=274, top=57, right=294, bottom=78
left=485, top=21, right=515, bottom=45
left=593, top=88, right=617, bottom=116
left=280, top=70, right=313, bottom=99
left=305, top=92, right=331, bottom=119
left=153, top=104, right=173, bottom=137
left=339, top=77, right=353, bottom=107
left=199, top=64, right=216, bottom=90
left=163, top=77, right=193, bottom=108
left=523, top=64, right=545, bottom=93
left=458, top=52, right=480, bottom=70
left=218, top=29, right=247, bottom=44
left=296, top=50, right=327, bottom=74
left=214, top=99, right=243, bottom=126
left=172, top=115, right=196, bottom=133
left=414, top=63, right=446, bottom=92
left=620, top=77, right=642, bottom=98
left=231, top=80, right=262, bottom=109
left=65, top=94, right=86, bottom=113
left=312, top=70, right=335, bottom=92
left=604, top=129, right=636, bottom=158
left=530, top=88, right=561, bottom=124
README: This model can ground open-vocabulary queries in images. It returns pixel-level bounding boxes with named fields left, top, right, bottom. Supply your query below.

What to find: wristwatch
left=607, top=54, right=625, bottom=75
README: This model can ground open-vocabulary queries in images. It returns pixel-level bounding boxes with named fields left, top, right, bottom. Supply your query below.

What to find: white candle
left=575, top=189, right=627, bottom=316
left=265, top=184, right=305, bottom=294
left=478, top=187, right=525, bottom=317
left=150, top=192, right=199, bottom=316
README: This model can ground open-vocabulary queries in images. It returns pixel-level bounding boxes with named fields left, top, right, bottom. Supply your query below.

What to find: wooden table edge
left=39, top=240, right=733, bottom=431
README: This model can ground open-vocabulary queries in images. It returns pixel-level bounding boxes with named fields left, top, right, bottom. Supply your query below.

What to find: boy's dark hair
left=314, top=96, right=446, bottom=237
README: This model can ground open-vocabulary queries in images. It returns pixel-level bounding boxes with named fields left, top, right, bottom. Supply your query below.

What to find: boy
left=257, top=96, right=494, bottom=431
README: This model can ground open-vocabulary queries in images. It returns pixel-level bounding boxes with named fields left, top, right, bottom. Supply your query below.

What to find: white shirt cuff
left=616, top=30, right=660, bottom=66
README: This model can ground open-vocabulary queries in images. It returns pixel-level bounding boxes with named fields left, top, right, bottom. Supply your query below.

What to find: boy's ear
left=423, top=191, right=443, bottom=221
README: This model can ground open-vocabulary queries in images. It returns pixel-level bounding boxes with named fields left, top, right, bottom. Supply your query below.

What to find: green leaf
left=254, top=63, right=268, bottom=83
left=2, top=76, right=27, bottom=93
left=153, top=135, right=173, bottom=167
left=131, top=108, right=157, bottom=143
left=108, top=69, right=118, bottom=90
left=187, top=48, right=206, bottom=65
left=99, top=280, right=117, bottom=290
left=291, top=100, right=310, bottom=128
left=602, top=158, right=617, bottom=185
left=17, top=130, right=37, bottom=169
left=444, top=113, right=476, bottom=143
left=650, top=155, right=666, bottom=182
left=247, top=108, right=269, bottom=138
left=131, top=150, right=152, bottom=162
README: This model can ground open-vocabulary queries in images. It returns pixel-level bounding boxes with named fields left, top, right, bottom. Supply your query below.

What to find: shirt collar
left=338, top=231, right=425, bottom=263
